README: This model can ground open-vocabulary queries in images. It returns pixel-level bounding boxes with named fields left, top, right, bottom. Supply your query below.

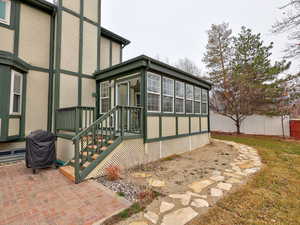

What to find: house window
left=175, top=81, right=184, bottom=113
left=100, top=81, right=110, bottom=113
left=10, top=70, right=23, bottom=115
left=162, top=77, right=174, bottom=113
left=147, top=73, right=161, bottom=112
left=186, top=84, right=193, bottom=114
left=0, top=0, right=11, bottom=25
left=201, top=89, right=208, bottom=115
left=194, top=87, right=201, bottom=114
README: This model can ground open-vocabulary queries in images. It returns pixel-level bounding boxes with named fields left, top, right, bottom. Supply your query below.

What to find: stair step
left=83, top=161, right=91, bottom=168
left=59, top=166, right=75, bottom=182
left=92, top=154, right=100, bottom=160
left=87, top=145, right=98, bottom=150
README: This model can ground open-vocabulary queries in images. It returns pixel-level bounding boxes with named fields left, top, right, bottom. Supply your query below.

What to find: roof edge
left=95, top=55, right=212, bottom=88
left=101, top=27, right=131, bottom=46
left=21, top=0, right=57, bottom=13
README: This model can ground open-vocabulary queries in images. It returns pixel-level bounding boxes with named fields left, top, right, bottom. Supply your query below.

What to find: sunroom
left=94, top=55, right=211, bottom=143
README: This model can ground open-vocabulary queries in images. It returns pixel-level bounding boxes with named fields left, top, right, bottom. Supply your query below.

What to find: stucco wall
left=19, top=3, right=51, bottom=68
left=84, top=0, right=99, bottom=23
left=147, top=116, right=159, bottom=139
left=25, top=71, right=49, bottom=135
left=161, top=117, right=176, bottom=137
left=191, top=117, right=200, bottom=133
left=60, top=74, right=78, bottom=108
left=178, top=117, right=189, bottom=135
left=81, top=78, right=96, bottom=107
left=210, top=111, right=290, bottom=136
left=0, top=27, right=14, bottom=53
left=111, top=42, right=121, bottom=66
left=62, top=0, right=80, bottom=14
left=100, top=36, right=110, bottom=70
left=82, top=21, right=97, bottom=75
left=60, top=11, right=80, bottom=72
left=56, top=138, right=74, bottom=162
left=8, top=118, right=20, bottom=136
left=201, top=117, right=208, bottom=131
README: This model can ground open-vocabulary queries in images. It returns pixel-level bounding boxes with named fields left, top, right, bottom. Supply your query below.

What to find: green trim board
left=0, top=51, right=29, bottom=72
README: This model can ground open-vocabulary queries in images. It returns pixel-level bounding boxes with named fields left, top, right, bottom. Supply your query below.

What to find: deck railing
left=56, top=106, right=96, bottom=133
left=71, top=105, right=143, bottom=183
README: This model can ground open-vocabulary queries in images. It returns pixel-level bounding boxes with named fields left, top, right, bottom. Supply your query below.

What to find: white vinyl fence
left=210, top=111, right=290, bottom=137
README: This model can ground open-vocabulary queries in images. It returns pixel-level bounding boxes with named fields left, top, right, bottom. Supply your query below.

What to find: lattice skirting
left=87, top=133, right=210, bottom=179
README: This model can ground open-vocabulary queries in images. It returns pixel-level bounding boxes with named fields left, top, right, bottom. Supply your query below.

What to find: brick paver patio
left=0, top=162, right=131, bottom=225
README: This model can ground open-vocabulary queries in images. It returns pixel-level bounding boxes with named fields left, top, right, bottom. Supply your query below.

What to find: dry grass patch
left=189, top=135, right=300, bottom=225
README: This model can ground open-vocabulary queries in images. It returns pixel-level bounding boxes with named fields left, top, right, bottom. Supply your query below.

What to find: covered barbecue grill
left=25, top=130, right=57, bottom=173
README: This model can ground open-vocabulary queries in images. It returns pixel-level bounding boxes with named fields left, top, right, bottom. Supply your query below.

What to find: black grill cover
left=25, top=130, right=56, bottom=169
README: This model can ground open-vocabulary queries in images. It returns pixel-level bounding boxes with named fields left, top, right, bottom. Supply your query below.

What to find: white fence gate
left=210, top=112, right=290, bottom=137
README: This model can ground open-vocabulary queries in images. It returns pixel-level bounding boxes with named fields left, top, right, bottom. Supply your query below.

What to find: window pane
left=175, top=98, right=184, bottom=113
left=186, top=100, right=193, bottom=113
left=100, top=82, right=109, bottom=97
left=163, top=77, right=174, bottom=96
left=13, top=94, right=20, bottom=113
left=0, top=1, right=6, bottom=20
left=147, top=93, right=160, bottom=112
left=194, top=87, right=201, bottom=101
left=13, top=75, right=21, bottom=94
left=175, top=81, right=184, bottom=98
left=186, top=84, right=193, bottom=100
left=194, top=102, right=201, bottom=114
left=202, top=103, right=208, bottom=114
left=101, top=98, right=110, bottom=113
left=163, top=96, right=173, bottom=112
left=147, top=73, right=161, bottom=93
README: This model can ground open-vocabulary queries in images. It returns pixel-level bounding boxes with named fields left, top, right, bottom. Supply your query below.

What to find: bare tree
left=273, top=0, right=300, bottom=60
left=175, top=58, right=202, bottom=77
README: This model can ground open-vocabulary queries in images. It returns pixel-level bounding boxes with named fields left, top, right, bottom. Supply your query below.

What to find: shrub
left=105, top=165, right=121, bottom=181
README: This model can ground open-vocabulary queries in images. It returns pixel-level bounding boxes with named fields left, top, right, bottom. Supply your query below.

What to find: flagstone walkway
left=115, top=139, right=262, bottom=225
left=0, top=162, right=131, bottom=225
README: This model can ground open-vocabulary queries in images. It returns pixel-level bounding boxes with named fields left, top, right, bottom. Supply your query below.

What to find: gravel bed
left=97, top=176, right=142, bottom=202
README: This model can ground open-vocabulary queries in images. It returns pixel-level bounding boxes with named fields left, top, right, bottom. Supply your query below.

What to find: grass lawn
left=189, top=134, right=300, bottom=225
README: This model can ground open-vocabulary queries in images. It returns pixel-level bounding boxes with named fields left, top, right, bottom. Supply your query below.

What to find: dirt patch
left=122, top=141, right=237, bottom=196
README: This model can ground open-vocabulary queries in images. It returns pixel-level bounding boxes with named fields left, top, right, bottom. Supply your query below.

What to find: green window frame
left=0, top=0, right=11, bottom=25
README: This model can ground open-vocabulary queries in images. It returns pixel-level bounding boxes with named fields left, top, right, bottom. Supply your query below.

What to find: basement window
left=0, top=0, right=11, bottom=25
left=10, top=70, right=23, bottom=115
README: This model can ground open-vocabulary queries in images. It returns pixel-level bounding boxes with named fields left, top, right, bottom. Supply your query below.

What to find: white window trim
left=100, top=81, right=110, bottom=113
left=186, top=84, right=194, bottom=114
left=147, top=73, right=161, bottom=113
left=201, top=89, right=208, bottom=115
left=9, top=70, right=23, bottom=115
left=194, top=86, right=201, bottom=114
left=162, top=77, right=174, bottom=113
left=175, top=81, right=185, bottom=114
left=0, top=0, right=11, bottom=25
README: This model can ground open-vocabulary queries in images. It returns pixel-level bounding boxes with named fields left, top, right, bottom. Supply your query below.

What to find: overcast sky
left=101, top=0, right=298, bottom=74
